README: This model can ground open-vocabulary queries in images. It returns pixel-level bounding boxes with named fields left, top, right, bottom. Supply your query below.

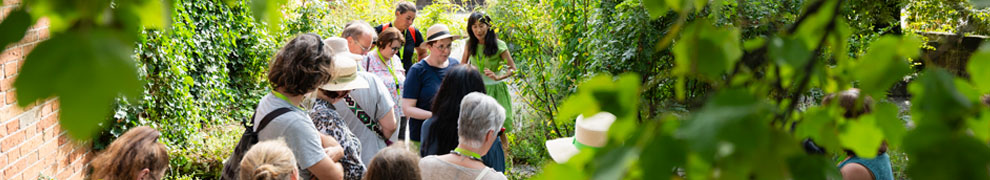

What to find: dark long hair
left=426, top=65, right=487, bottom=155
left=466, top=12, right=499, bottom=57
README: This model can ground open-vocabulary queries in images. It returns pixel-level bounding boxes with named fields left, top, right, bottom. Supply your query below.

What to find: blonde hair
left=239, top=139, right=298, bottom=180
left=364, top=142, right=421, bottom=180
left=90, top=126, right=170, bottom=180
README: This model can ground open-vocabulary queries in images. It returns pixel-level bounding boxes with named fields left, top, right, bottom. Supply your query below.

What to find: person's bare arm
left=308, top=157, right=344, bottom=180
left=840, top=163, right=874, bottom=180
left=497, top=50, right=517, bottom=80
left=461, top=47, right=471, bottom=64
left=416, top=47, right=429, bottom=61
left=380, top=109, right=397, bottom=138
left=402, top=98, right=432, bottom=120
left=320, top=134, right=343, bottom=161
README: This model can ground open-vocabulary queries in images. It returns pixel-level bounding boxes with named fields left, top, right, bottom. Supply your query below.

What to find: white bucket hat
left=545, top=112, right=616, bottom=164
left=320, top=37, right=368, bottom=91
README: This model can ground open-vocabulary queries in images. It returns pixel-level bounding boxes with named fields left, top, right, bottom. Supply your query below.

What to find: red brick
left=55, top=169, right=70, bottom=180
left=5, top=61, right=17, bottom=77
left=1, top=46, right=20, bottom=63
left=21, top=133, right=41, bottom=154
left=0, top=153, right=7, bottom=171
left=0, top=6, right=11, bottom=21
left=5, top=89, right=15, bottom=104
left=39, top=139, right=55, bottom=159
left=40, top=103, right=51, bottom=116
left=37, top=27, right=49, bottom=40
left=24, top=155, right=43, bottom=180
left=5, top=118, right=18, bottom=133
left=6, top=154, right=30, bottom=179
left=4, top=0, right=22, bottom=6
left=1, top=127, right=23, bottom=151
left=19, top=30, right=37, bottom=44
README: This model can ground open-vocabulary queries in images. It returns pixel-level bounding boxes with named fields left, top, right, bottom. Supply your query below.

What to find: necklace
left=450, top=147, right=483, bottom=162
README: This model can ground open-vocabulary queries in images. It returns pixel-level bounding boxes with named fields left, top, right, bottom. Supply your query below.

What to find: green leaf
left=873, top=103, right=906, bottom=148
left=130, top=0, right=172, bottom=29
left=838, top=116, right=884, bottom=158
left=14, top=29, right=143, bottom=140
left=795, top=106, right=842, bottom=154
left=0, top=8, right=32, bottom=49
left=967, top=42, right=990, bottom=93
left=853, top=36, right=917, bottom=98
left=640, top=134, right=686, bottom=180
left=969, top=110, right=990, bottom=143
left=768, top=35, right=812, bottom=68
left=673, top=20, right=742, bottom=81
left=909, top=68, right=974, bottom=126
left=665, top=0, right=684, bottom=13
left=591, top=147, right=639, bottom=180
left=904, top=124, right=990, bottom=180
left=642, top=0, right=669, bottom=19
left=678, top=88, right=769, bottom=162
left=252, top=0, right=288, bottom=33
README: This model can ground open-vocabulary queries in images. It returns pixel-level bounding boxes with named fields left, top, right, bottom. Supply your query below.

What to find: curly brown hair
left=89, top=126, right=170, bottom=180
left=376, top=27, right=405, bottom=50
left=268, top=33, right=334, bottom=96
left=363, top=142, right=421, bottom=180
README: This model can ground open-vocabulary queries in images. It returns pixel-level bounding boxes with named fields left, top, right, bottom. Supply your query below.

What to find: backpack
left=381, top=23, right=417, bottom=43
left=221, top=107, right=293, bottom=180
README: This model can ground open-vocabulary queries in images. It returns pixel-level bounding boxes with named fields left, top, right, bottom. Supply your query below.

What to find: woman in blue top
left=402, top=24, right=461, bottom=149
left=419, top=64, right=505, bottom=172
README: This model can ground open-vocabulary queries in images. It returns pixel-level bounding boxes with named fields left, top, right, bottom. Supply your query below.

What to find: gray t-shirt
left=255, top=93, right=327, bottom=180
left=419, top=156, right=507, bottom=180
left=333, top=72, right=396, bottom=164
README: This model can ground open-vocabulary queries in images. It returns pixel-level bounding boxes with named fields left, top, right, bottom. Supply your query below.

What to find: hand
left=484, top=69, right=498, bottom=80
left=324, top=146, right=345, bottom=161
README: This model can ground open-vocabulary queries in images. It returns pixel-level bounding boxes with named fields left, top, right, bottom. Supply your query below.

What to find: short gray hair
left=457, top=92, right=506, bottom=148
left=342, top=20, right=378, bottom=41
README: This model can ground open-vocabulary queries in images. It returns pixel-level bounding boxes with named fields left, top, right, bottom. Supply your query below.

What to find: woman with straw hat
left=401, top=24, right=463, bottom=150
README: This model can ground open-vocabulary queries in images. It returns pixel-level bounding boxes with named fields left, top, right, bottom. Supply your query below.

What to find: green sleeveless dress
left=470, top=40, right=514, bottom=132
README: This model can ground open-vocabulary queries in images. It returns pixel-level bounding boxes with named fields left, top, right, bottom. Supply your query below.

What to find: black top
left=375, top=23, right=425, bottom=70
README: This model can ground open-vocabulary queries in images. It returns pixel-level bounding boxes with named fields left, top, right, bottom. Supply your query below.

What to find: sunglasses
left=323, top=90, right=351, bottom=99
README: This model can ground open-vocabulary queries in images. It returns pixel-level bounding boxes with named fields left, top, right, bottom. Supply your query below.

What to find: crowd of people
left=81, top=2, right=990, bottom=180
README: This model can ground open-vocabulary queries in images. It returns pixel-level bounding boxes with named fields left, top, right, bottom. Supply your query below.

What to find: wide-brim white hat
left=545, top=112, right=616, bottom=164
left=321, top=37, right=369, bottom=91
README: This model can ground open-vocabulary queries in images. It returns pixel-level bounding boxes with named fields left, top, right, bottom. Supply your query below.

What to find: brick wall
left=1, top=0, right=92, bottom=179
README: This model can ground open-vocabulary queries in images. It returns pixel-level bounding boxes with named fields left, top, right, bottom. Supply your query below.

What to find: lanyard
left=452, top=147, right=483, bottom=161
left=377, top=50, right=402, bottom=96
left=273, top=91, right=305, bottom=110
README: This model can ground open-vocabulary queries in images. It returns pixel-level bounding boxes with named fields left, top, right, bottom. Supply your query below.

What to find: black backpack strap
left=256, top=107, right=293, bottom=132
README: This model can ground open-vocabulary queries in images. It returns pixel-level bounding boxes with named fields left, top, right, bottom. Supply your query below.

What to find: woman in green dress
left=461, top=12, right=516, bottom=139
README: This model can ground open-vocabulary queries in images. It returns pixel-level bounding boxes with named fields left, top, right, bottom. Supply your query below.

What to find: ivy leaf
left=853, top=36, right=917, bottom=99
left=967, top=42, right=990, bottom=93
left=642, top=0, right=669, bottom=19
left=14, top=29, right=143, bottom=140
left=0, top=8, right=32, bottom=49
left=838, top=115, right=884, bottom=159
left=678, top=88, right=768, bottom=162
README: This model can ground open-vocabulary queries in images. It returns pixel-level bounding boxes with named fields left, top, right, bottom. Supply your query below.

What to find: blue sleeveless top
left=838, top=153, right=894, bottom=180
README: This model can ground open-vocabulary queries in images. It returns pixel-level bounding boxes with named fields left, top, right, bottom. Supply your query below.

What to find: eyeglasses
left=353, top=39, right=373, bottom=52
left=433, top=44, right=452, bottom=51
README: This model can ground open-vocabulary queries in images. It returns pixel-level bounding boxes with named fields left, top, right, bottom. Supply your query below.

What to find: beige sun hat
left=545, top=112, right=616, bottom=164
left=424, top=24, right=464, bottom=43
left=320, top=37, right=369, bottom=91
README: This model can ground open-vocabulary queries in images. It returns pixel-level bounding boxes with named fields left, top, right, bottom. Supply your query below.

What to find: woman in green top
left=461, top=12, right=516, bottom=134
